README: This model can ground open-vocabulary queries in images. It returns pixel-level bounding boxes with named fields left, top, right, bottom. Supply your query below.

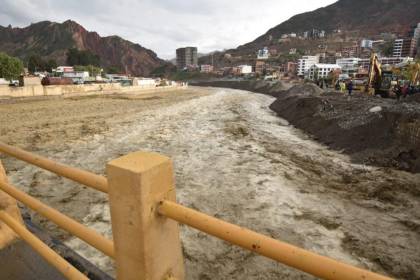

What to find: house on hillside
left=307, top=64, right=341, bottom=81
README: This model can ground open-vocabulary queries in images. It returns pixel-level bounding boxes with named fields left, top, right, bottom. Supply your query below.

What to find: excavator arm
left=411, top=63, right=420, bottom=85
left=366, top=53, right=382, bottom=95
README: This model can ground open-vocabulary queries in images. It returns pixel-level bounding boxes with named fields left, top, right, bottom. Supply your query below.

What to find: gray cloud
left=0, top=0, right=336, bottom=59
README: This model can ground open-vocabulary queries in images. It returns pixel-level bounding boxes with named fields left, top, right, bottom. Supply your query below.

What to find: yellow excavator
left=365, top=53, right=381, bottom=95
left=409, top=62, right=420, bottom=85
left=365, top=52, right=395, bottom=97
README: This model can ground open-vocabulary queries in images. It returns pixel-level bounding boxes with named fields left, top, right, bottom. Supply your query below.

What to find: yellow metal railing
left=0, top=142, right=393, bottom=280
left=0, top=210, right=89, bottom=280
left=0, top=142, right=108, bottom=193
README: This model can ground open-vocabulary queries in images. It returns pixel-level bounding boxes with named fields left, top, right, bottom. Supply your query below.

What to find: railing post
left=106, top=152, right=185, bottom=280
left=0, top=160, right=24, bottom=249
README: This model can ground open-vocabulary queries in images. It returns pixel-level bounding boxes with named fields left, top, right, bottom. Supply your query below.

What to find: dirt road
left=1, top=87, right=419, bottom=279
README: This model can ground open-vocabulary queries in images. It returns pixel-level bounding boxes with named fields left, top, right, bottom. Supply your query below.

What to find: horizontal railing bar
left=0, top=180, right=114, bottom=258
left=0, top=142, right=108, bottom=193
left=0, top=210, right=89, bottom=280
left=158, top=200, right=392, bottom=280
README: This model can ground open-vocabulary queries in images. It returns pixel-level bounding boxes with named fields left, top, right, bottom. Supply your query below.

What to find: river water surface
left=5, top=87, right=419, bottom=279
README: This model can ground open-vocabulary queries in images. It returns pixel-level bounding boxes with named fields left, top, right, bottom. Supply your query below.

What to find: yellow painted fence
left=0, top=142, right=393, bottom=280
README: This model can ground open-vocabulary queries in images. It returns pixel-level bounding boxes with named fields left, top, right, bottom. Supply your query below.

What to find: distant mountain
left=0, top=20, right=165, bottom=76
left=248, top=0, right=420, bottom=48
left=200, top=0, right=420, bottom=65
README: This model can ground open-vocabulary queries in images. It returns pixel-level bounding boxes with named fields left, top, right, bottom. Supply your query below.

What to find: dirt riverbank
left=0, top=87, right=419, bottom=279
left=195, top=80, right=420, bottom=173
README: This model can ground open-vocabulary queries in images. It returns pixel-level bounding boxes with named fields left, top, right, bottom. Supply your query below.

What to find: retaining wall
left=0, top=84, right=187, bottom=98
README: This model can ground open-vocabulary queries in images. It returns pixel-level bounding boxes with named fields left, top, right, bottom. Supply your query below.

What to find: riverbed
left=1, top=87, right=419, bottom=279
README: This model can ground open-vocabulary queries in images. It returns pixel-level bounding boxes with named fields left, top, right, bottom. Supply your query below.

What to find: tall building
left=297, top=56, right=319, bottom=77
left=410, top=23, right=420, bottom=57
left=393, top=38, right=412, bottom=57
left=394, top=23, right=420, bottom=58
left=176, top=47, right=198, bottom=70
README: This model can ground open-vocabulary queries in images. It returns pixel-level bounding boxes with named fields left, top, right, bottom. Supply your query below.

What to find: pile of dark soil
left=195, top=80, right=420, bottom=173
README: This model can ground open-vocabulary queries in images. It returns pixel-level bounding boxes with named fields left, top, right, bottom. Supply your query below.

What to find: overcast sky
left=0, top=0, right=337, bottom=59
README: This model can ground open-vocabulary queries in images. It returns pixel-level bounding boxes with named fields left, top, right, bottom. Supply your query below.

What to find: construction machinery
left=409, top=62, right=420, bottom=85
left=365, top=52, right=395, bottom=97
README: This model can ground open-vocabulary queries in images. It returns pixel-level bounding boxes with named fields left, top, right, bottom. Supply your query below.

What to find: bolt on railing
left=0, top=142, right=394, bottom=280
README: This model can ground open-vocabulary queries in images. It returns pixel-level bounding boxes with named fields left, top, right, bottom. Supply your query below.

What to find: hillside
left=200, top=0, right=420, bottom=66
left=249, top=0, right=420, bottom=47
left=0, top=20, right=165, bottom=76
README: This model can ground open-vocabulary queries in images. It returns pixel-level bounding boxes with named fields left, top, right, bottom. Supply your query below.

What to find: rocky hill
left=0, top=20, right=165, bottom=76
left=200, top=0, right=420, bottom=65
left=249, top=0, right=420, bottom=48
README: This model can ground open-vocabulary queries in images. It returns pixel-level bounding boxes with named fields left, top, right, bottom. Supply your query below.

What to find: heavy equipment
left=365, top=52, right=394, bottom=97
left=409, top=62, right=420, bottom=85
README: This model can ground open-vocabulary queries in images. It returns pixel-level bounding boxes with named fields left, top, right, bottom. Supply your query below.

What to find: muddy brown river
left=1, top=87, right=419, bottom=279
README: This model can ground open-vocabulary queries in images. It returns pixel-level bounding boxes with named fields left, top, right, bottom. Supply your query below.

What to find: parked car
left=9, top=80, right=19, bottom=87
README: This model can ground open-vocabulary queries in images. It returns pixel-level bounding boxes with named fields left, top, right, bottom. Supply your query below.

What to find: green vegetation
left=27, top=54, right=57, bottom=73
left=379, top=41, right=394, bottom=57
left=66, top=48, right=100, bottom=67
left=0, top=52, right=24, bottom=81
left=150, top=64, right=176, bottom=78
left=106, top=66, right=122, bottom=74
left=74, top=65, right=102, bottom=76
left=275, top=53, right=302, bottom=63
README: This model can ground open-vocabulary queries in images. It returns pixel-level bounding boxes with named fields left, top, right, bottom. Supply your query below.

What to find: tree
left=0, top=52, right=24, bottom=81
left=379, top=41, right=394, bottom=57
left=106, top=66, right=122, bottom=74
left=27, top=54, right=45, bottom=73
left=66, top=48, right=100, bottom=66
left=45, top=59, right=57, bottom=73
left=27, top=54, right=58, bottom=73
left=74, top=65, right=102, bottom=76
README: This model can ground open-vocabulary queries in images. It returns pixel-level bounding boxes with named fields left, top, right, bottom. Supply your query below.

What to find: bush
left=0, top=52, right=24, bottom=81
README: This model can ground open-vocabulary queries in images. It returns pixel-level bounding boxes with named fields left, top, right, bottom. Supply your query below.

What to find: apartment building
left=297, top=56, right=319, bottom=77
left=176, top=47, right=198, bottom=70
left=307, top=64, right=341, bottom=80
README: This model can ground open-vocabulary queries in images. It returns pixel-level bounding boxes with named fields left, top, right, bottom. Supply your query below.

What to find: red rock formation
left=0, top=20, right=165, bottom=76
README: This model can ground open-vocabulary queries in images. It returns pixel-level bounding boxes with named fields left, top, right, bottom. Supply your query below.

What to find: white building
left=200, top=64, right=214, bottom=73
left=360, top=39, right=373, bottom=49
left=132, top=78, right=156, bottom=87
left=336, top=57, right=361, bottom=74
left=393, top=39, right=405, bottom=57
left=62, top=71, right=89, bottom=83
left=307, top=64, right=341, bottom=80
left=55, top=66, right=74, bottom=73
left=105, top=74, right=129, bottom=83
left=297, top=56, right=319, bottom=77
left=237, top=65, right=253, bottom=74
left=411, top=23, right=420, bottom=57
left=257, top=47, right=269, bottom=60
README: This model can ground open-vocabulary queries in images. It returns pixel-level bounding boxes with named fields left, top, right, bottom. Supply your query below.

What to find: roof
left=312, top=64, right=341, bottom=68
